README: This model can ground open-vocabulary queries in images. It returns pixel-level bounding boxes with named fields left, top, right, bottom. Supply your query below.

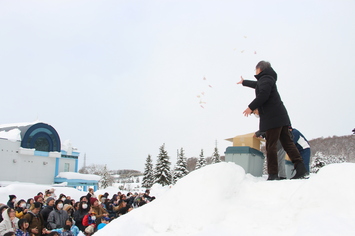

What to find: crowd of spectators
left=0, top=188, right=155, bottom=236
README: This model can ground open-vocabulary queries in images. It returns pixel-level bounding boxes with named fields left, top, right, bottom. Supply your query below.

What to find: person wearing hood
left=6, top=196, right=16, bottom=209
left=23, top=202, right=48, bottom=236
left=47, top=200, right=69, bottom=230
left=238, top=61, right=308, bottom=180
left=0, top=208, right=19, bottom=235
left=0, top=206, right=9, bottom=223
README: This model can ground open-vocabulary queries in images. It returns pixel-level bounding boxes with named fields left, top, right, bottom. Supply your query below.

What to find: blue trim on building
left=75, top=159, right=78, bottom=172
left=34, top=151, right=49, bottom=157
left=55, top=158, right=60, bottom=177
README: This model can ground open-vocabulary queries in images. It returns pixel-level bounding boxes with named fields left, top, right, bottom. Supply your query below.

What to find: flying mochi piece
left=208, top=85, right=212, bottom=88
left=200, top=105, right=205, bottom=108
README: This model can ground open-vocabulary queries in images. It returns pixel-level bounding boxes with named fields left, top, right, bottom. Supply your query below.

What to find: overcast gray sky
left=1, top=0, right=354, bottom=171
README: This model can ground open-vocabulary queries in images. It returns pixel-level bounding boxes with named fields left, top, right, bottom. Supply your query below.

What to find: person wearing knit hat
left=34, top=196, right=43, bottom=204
left=41, top=198, right=55, bottom=227
left=90, top=198, right=108, bottom=221
left=46, top=197, right=55, bottom=206
left=7, top=195, right=16, bottom=209
left=89, top=198, right=98, bottom=206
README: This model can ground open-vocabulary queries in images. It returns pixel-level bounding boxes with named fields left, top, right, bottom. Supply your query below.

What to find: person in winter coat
left=25, top=199, right=33, bottom=211
left=0, top=206, right=9, bottom=223
left=86, top=188, right=96, bottom=207
left=47, top=200, right=69, bottom=230
left=40, top=197, right=55, bottom=229
left=6, top=196, right=16, bottom=209
left=23, top=202, right=48, bottom=236
left=0, top=208, right=19, bottom=235
left=14, top=200, right=28, bottom=220
left=73, top=201, right=89, bottom=232
left=82, top=207, right=97, bottom=234
left=238, top=61, right=308, bottom=180
left=50, top=218, right=79, bottom=236
left=290, top=127, right=311, bottom=172
left=89, top=199, right=108, bottom=222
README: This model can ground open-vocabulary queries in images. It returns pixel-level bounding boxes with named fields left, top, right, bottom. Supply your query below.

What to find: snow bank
left=1, top=163, right=354, bottom=235
left=94, top=162, right=355, bottom=236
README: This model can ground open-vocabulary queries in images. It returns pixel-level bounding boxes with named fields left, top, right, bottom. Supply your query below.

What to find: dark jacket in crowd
left=40, top=205, right=54, bottom=227
left=243, top=67, right=291, bottom=132
left=73, top=208, right=89, bottom=232
left=7, top=195, right=16, bottom=209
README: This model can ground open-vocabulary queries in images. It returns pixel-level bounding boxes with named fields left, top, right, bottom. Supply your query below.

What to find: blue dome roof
left=0, top=122, right=61, bottom=152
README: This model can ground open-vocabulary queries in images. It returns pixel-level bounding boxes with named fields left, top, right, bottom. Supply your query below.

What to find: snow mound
left=94, top=162, right=355, bottom=236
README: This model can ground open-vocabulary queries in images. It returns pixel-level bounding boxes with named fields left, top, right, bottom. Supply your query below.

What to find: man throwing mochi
left=237, top=61, right=308, bottom=180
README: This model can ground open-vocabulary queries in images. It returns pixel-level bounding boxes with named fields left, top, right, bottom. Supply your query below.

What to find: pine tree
left=173, top=148, right=189, bottom=183
left=99, top=165, right=115, bottom=189
left=211, top=146, right=221, bottom=164
left=142, top=155, right=154, bottom=188
left=195, top=149, right=207, bottom=170
left=154, top=144, right=172, bottom=186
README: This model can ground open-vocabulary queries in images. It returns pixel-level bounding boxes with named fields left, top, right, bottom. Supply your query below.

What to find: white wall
left=0, top=139, right=58, bottom=184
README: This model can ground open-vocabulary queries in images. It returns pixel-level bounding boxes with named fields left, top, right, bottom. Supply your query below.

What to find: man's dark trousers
left=265, top=126, right=303, bottom=175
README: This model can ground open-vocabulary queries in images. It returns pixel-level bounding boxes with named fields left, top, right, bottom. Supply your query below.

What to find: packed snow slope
left=95, top=162, right=355, bottom=236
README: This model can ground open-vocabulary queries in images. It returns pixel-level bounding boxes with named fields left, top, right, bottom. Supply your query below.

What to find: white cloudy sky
left=0, top=0, right=354, bottom=171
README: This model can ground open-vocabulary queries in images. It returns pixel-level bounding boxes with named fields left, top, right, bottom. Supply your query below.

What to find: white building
left=0, top=121, right=98, bottom=190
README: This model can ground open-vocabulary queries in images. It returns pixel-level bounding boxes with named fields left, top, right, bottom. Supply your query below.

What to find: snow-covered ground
left=1, top=162, right=355, bottom=235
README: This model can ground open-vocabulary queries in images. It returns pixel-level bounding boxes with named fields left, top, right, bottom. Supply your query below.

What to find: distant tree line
left=261, top=134, right=354, bottom=174
left=142, top=144, right=222, bottom=188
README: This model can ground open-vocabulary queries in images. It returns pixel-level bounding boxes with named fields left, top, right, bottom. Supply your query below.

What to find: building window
left=34, top=137, right=50, bottom=152
left=64, top=163, right=70, bottom=172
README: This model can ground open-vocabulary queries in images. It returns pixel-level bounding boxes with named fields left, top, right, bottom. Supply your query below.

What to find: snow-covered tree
left=195, top=149, right=207, bottom=170
left=142, top=154, right=154, bottom=188
left=310, top=151, right=346, bottom=173
left=154, top=144, right=172, bottom=186
left=100, top=165, right=115, bottom=189
left=211, top=146, right=221, bottom=164
left=173, top=148, right=189, bottom=183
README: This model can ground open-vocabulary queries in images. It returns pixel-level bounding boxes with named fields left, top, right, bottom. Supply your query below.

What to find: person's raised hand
left=237, top=76, right=244, bottom=85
